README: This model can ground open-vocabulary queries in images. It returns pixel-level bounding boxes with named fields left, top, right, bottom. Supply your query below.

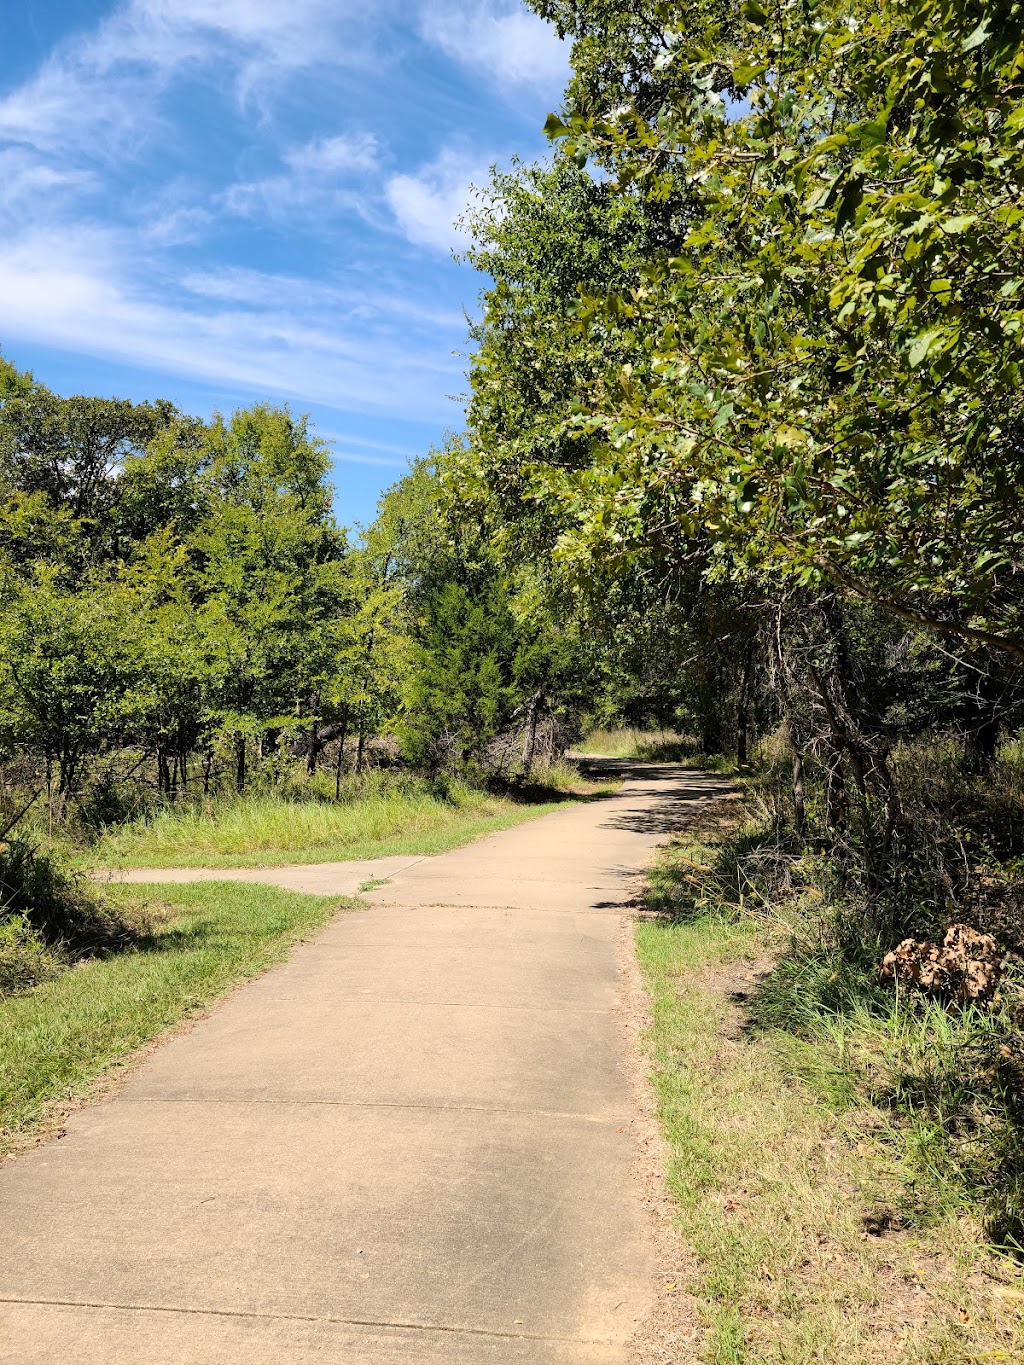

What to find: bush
left=0, top=836, right=141, bottom=995
left=0, top=915, right=63, bottom=995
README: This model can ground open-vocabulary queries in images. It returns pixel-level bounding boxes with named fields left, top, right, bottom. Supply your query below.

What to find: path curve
left=0, top=763, right=731, bottom=1364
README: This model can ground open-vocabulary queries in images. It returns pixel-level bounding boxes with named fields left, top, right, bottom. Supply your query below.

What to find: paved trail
left=0, top=763, right=730, bottom=1364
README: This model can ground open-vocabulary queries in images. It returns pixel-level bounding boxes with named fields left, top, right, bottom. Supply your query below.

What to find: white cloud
left=0, top=148, right=96, bottom=210
left=386, top=146, right=491, bottom=253
left=422, top=1, right=569, bottom=93
left=0, top=0, right=387, bottom=156
left=286, top=134, right=380, bottom=177
left=0, top=226, right=462, bottom=420
left=182, top=267, right=464, bottom=330
left=222, top=133, right=380, bottom=220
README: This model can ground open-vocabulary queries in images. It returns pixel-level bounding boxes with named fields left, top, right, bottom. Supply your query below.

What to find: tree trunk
left=334, top=705, right=350, bottom=802
left=157, top=747, right=171, bottom=797
left=736, top=647, right=752, bottom=766
left=235, top=733, right=247, bottom=794
left=306, top=691, right=322, bottom=775
left=521, top=690, right=543, bottom=776
left=355, top=708, right=366, bottom=775
left=788, top=721, right=807, bottom=839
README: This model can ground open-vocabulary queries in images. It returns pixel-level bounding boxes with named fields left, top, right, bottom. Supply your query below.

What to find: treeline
left=0, top=359, right=683, bottom=828
left=439, top=0, right=1024, bottom=915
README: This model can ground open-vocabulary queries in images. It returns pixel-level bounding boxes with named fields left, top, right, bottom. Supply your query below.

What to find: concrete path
left=100, top=854, right=428, bottom=896
left=0, top=763, right=731, bottom=1364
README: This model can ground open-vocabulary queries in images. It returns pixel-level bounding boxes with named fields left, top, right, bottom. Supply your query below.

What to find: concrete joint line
left=0, top=1296, right=618, bottom=1348
left=260, top=999, right=616, bottom=1014
left=374, top=902, right=626, bottom=914
left=116, top=1096, right=632, bottom=1123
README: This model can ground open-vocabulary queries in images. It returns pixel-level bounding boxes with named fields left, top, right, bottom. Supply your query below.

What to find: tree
left=0, top=571, right=148, bottom=804
left=535, top=0, right=1024, bottom=660
left=186, top=406, right=349, bottom=791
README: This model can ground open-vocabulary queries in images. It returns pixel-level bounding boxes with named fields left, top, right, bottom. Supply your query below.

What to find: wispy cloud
left=0, top=147, right=97, bottom=210
left=386, top=145, right=493, bottom=253
left=422, top=1, right=569, bottom=94
left=0, top=0, right=389, bottom=156
left=222, top=133, right=380, bottom=221
left=0, top=227, right=462, bottom=420
left=181, top=266, right=465, bottom=330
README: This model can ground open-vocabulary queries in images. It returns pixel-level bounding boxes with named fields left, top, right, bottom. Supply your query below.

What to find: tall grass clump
left=86, top=769, right=575, bottom=869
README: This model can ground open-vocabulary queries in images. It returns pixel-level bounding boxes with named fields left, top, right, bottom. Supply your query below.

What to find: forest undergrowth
left=639, top=746, right=1024, bottom=1362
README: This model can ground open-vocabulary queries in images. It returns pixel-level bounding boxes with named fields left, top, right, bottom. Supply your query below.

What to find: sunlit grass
left=574, top=727, right=691, bottom=758
left=0, top=881, right=347, bottom=1155
left=87, top=783, right=571, bottom=869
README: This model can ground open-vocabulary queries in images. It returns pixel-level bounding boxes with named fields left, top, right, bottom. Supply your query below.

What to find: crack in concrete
left=0, top=1295, right=618, bottom=1347
left=115, top=1096, right=630, bottom=1123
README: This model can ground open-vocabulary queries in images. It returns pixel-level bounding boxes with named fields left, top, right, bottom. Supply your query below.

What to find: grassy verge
left=574, top=728, right=739, bottom=771
left=85, top=772, right=613, bottom=870
left=638, top=807, right=1024, bottom=1363
left=0, top=881, right=349, bottom=1157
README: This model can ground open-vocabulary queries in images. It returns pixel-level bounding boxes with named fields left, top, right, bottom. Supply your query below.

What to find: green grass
left=637, top=818, right=1024, bottom=1362
left=85, top=784, right=580, bottom=870
left=0, top=881, right=348, bottom=1156
left=574, top=727, right=739, bottom=771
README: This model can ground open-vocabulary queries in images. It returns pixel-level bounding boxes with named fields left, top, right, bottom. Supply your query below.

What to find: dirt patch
left=695, top=954, right=774, bottom=1040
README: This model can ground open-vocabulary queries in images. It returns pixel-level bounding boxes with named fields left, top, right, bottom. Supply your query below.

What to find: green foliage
left=526, top=0, right=1024, bottom=659
left=0, top=363, right=406, bottom=809
left=0, top=822, right=143, bottom=995
left=401, top=578, right=521, bottom=772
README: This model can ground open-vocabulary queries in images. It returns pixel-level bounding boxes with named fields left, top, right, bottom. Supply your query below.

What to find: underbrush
left=637, top=900, right=1024, bottom=1362
left=646, top=761, right=1024, bottom=1258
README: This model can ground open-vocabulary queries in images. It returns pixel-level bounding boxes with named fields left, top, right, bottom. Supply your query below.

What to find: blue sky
left=0, top=1, right=570, bottom=527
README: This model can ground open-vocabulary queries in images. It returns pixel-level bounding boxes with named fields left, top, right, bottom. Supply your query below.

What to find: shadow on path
left=579, top=760, right=735, bottom=836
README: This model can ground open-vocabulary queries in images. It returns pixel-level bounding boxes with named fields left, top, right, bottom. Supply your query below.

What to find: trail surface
left=0, top=763, right=730, bottom=1363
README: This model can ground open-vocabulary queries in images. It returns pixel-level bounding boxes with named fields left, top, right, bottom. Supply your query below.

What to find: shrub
left=0, top=836, right=142, bottom=995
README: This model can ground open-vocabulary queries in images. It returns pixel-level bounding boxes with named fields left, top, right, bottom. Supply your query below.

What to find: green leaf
left=908, top=327, right=949, bottom=367
left=543, top=114, right=570, bottom=140
left=733, top=62, right=768, bottom=87
left=961, top=19, right=991, bottom=52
